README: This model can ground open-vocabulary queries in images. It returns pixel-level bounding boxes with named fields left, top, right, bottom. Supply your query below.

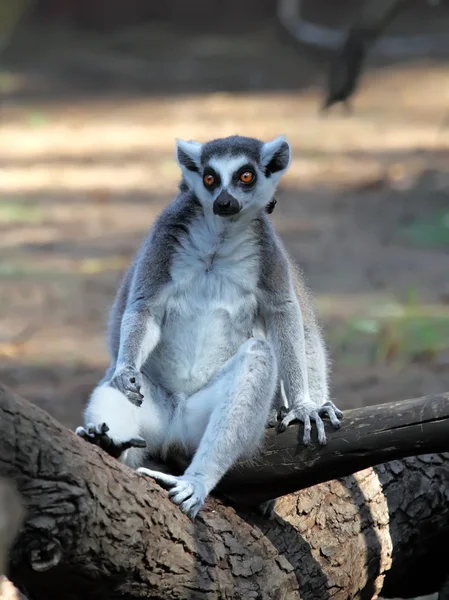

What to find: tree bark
left=1, top=382, right=449, bottom=600
left=0, top=478, right=27, bottom=600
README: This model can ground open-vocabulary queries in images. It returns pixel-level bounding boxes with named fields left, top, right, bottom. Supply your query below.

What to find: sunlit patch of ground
left=1, top=21, right=449, bottom=426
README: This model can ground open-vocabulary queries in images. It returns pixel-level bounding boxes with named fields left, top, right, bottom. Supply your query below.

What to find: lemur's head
left=176, top=135, right=291, bottom=218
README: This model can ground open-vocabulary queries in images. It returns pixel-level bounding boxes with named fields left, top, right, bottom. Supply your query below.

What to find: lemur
left=76, top=135, right=342, bottom=518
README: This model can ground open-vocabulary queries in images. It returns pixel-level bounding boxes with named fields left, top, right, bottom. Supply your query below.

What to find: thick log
left=1, top=382, right=449, bottom=600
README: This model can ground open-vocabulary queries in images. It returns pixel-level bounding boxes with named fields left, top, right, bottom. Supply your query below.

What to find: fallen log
left=1, top=382, right=449, bottom=599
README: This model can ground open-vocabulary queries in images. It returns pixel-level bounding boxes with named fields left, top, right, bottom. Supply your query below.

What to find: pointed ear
left=176, top=138, right=202, bottom=174
left=261, top=135, right=291, bottom=177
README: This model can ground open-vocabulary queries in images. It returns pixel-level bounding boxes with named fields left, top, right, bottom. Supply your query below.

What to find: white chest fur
left=168, top=215, right=260, bottom=310
left=151, top=215, right=261, bottom=395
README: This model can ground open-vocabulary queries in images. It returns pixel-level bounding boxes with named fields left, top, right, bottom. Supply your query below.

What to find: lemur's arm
left=258, top=219, right=341, bottom=444
left=108, top=248, right=162, bottom=406
left=107, top=193, right=201, bottom=407
left=110, top=301, right=161, bottom=406
left=260, top=257, right=311, bottom=409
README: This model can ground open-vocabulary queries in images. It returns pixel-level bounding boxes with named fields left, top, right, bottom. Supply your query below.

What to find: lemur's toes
left=87, top=422, right=109, bottom=436
left=75, top=426, right=90, bottom=440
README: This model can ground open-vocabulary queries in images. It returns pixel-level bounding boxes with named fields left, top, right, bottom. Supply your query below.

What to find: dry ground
left=1, top=17, right=449, bottom=434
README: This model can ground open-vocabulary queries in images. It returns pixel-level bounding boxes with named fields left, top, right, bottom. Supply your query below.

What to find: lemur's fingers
left=326, top=401, right=343, bottom=419
left=110, top=367, right=144, bottom=406
left=87, top=422, right=109, bottom=436
left=76, top=423, right=144, bottom=459
left=310, top=412, right=327, bottom=446
left=169, top=483, right=194, bottom=505
left=136, top=468, right=178, bottom=487
left=180, top=495, right=202, bottom=519
left=277, top=409, right=311, bottom=437
left=318, top=402, right=342, bottom=429
left=277, top=410, right=295, bottom=433
left=277, top=406, right=330, bottom=445
left=301, top=413, right=312, bottom=445
left=75, top=426, right=92, bottom=440
left=125, top=377, right=142, bottom=395
left=124, top=390, right=144, bottom=407
left=76, top=423, right=108, bottom=441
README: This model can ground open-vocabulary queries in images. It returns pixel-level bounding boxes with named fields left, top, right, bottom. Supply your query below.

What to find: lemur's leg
left=76, top=376, right=168, bottom=468
left=137, top=337, right=277, bottom=518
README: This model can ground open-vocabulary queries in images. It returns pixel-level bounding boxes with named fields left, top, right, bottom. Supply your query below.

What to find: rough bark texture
left=1, top=383, right=449, bottom=600
left=0, top=479, right=27, bottom=600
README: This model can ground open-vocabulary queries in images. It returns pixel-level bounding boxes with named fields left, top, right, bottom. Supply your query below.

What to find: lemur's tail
left=82, top=383, right=140, bottom=444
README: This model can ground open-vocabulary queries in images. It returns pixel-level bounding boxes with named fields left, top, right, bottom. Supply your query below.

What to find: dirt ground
left=1, top=15, right=449, bottom=434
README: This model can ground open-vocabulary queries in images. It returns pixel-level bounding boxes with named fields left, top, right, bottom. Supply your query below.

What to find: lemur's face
left=176, top=135, right=291, bottom=218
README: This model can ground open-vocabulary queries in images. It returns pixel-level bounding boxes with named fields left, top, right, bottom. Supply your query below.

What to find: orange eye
left=203, top=174, right=215, bottom=186
left=240, top=171, right=254, bottom=184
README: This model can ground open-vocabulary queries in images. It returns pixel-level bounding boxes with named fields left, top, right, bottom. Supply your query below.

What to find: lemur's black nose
left=213, top=191, right=240, bottom=217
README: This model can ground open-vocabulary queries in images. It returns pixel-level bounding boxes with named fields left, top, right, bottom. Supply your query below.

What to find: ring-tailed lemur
left=76, top=135, right=342, bottom=518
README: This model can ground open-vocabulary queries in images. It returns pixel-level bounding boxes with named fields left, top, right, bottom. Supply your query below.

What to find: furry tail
left=83, top=383, right=141, bottom=444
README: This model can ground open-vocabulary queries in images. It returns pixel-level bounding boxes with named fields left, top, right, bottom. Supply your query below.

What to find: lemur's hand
left=76, top=422, right=146, bottom=458
left=110, top=365, right=144, bottom=407
left=277, top=400, right=342, bottom=445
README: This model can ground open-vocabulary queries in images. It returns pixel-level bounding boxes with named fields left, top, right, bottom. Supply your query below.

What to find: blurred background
left=1, top=0, right=449, bottom=432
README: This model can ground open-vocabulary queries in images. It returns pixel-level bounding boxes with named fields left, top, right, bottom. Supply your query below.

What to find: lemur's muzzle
left=213, top=191, right=241, bottom=217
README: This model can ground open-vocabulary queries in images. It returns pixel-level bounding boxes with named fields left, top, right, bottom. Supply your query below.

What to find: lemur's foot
left=109, top=366, right=144, bottom=407
left=277, top=401, right=343, bottom=445
left=137, top=469, right=207, bottom=519
left=76, top=422, right=146, bottom=459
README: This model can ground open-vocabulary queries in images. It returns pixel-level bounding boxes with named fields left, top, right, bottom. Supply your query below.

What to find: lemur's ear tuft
left=261, top=136, right=291, bottom=177
left=176, top=139, right=203, bottom=173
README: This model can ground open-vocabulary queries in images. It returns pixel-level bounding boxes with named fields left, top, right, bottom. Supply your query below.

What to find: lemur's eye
left=204, top=174, right=215, bottom=186
left=240, top=171, right=254, bottom=184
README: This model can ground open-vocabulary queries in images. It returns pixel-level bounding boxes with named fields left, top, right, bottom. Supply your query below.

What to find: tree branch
left=1, top=382, right=449, bottom=599
left=217, top=391, right=449, bottom=504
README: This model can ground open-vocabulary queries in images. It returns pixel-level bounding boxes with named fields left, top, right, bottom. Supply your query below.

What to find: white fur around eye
left=208, top=156, right=249, bottom=187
